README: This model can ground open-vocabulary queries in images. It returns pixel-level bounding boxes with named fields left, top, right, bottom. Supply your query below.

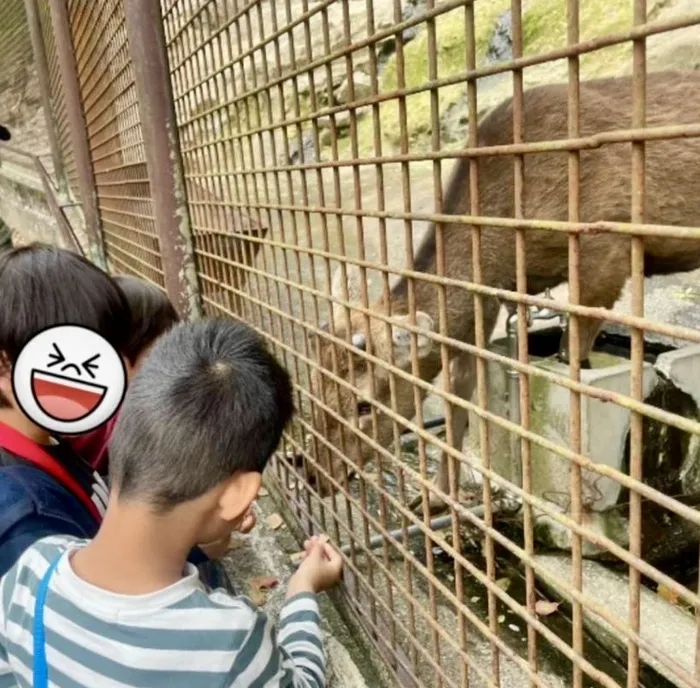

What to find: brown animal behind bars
left=311, top=70, right=700, bottom=513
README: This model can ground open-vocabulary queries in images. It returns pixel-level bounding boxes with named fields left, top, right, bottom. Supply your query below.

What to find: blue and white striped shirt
left=0, top=536, right=325, bottom=687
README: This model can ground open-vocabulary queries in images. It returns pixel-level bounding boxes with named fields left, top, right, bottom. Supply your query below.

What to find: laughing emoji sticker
left=12, top=325, right=126, bottom=434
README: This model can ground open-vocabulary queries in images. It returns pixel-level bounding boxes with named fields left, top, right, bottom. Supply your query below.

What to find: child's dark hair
left=113, top=275, right=179, bottom=362
left=108, top=319, right=294, bottom=508
left=0, top=244, right=131, bottom=407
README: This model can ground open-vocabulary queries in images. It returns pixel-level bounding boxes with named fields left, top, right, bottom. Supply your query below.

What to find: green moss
left=523, top=0, right=670, bottom=79
left=378, top=0, right=510, bottom=149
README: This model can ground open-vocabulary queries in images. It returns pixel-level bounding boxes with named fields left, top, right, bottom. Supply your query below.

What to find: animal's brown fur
left=312, top=70, right=700, bottom=511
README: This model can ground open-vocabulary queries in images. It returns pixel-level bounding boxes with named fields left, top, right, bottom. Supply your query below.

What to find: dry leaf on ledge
left=250, top=576, right=279, bottom=590
left=657, top=583, right=679, bottom=605
left=535, top=600, right=560, bottom=616
left=266, top=513, right=284, bottom=530
left=248, top=576, right=279, bottom=606
left=495, top=577, right=511, bottom=592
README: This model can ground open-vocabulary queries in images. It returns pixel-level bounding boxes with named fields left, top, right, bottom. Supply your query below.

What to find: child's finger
left=322, top=542, right=343, bottom=573
left=239, top=511, right=257, bottom=534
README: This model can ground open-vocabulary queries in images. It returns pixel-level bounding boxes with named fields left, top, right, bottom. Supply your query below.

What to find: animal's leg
left=411, top=353, right=475, bottom=515
left=558, top=259, right=630, bottom=365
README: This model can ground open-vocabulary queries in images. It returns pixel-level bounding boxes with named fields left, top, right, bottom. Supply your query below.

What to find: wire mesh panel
left=162, top=0, right=700, bottom=686
left=0, top=0, right=49, bottom=160
left=66, top=0, right=164, bottom=285
left=37, top=0, right=78, bottom=192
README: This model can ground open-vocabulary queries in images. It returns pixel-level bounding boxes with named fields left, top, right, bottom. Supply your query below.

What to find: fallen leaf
left=470, top=596, right=480, bottom=603
left=266, top=513, right=284, bottom=530
left=657, top=583, right=679, bottom=605
left=497, top=614, right=506, bottom=623
left=251, top=576, right=279, bottom=591
left=495, top=577, right=511, bottom=592
left=249, top=587, right=266, bottom=606
left=258, top=487, right=269, bottom=497
left=535, top=600, right=560, bottom=616
left=248, top=576, right=280, bottom=606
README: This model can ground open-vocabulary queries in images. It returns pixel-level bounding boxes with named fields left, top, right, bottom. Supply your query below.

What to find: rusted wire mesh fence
left=65, top=0, right=165, bottom=284
left=0, top=0, right=40, bottom=153
left=7, top=0, right=700, bottom=685
left=36, top=0, right=76, bottom=192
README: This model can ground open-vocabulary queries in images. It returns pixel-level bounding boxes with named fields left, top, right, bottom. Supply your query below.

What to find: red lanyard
left=0, top=421, right=102, bottom=522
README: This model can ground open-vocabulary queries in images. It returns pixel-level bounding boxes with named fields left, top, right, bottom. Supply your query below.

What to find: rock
left=285, top=134, right=317, bottom=165
left=334, top=72, right=373, bottom=105
left=316, top=110, right=353, bottom=131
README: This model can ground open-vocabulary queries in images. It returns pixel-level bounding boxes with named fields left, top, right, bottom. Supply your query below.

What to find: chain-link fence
left=3, top=0, right=700, bottom=685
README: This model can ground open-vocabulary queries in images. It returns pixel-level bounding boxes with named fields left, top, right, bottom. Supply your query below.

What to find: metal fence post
left=24, top=0, right=67, bottom=196
left=47, top=0, right=106, bottom=269
left=122, top=0, right=202, bottom=321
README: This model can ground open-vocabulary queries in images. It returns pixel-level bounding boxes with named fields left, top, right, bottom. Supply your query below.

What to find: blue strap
left=33, top=556, right=61, bottom=688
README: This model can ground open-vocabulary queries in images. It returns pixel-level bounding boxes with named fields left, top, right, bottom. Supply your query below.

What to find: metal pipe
left=47, top=0, right=105, bottom=269
left=123, top=0, right=202, bottom=321
left=339, top=502, right=497, bottom=555
left=23, top=0, right=67, bottom=195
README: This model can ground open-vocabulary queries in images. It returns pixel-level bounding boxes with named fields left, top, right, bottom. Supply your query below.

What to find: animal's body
left=313, top=70, right=700, bottom=511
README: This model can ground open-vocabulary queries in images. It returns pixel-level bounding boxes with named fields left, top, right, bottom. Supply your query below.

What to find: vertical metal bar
left=465, top=7, right=500, bottom=685
left=628, top=0, right=647, bottom=686
left=394, top=0, right=420, bottom=669
left=360, top=0, right=400, bottom=658
left=566, top=2, right=584, bottom=687
left=696, top=549, right=700, bottom=681
left=122, top=0, right=202, bottom=321
left=425, top=0, right=445, bottom=682
left=47, top=0, right=105, bottom=268
left=24, top=0, right=67, bottom=194
left=510, top=2, right=537, bottom=684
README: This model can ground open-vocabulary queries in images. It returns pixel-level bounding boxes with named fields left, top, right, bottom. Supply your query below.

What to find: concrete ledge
left=534, top=554, right=694, bottom=687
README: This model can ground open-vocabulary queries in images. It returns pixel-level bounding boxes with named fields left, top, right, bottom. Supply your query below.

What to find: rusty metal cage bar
left=66, top=0, right=163, bottom=284
left=123, top=0, right=202, bottom=320
left=23, top=0, right=67, bottom=194
left=14, top=0, right=700, bottom=686
left=47, top=0, right=106, bottom=266
left=37, top=0, right=79, bottom=195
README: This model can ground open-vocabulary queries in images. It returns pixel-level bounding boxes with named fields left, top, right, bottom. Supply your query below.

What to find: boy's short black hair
left=0, top=244, right=131, bottom=406
left=113, top=275, right=179, bottom=361
left=108, top=319, right=294, bottom=508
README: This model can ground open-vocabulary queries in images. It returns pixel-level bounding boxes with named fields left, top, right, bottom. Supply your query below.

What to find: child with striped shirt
left=0, top=318, right=343, bottom=687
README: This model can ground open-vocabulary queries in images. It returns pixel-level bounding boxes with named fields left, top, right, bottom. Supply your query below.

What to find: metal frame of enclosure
left=2, top=0, right=700, bottom=686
